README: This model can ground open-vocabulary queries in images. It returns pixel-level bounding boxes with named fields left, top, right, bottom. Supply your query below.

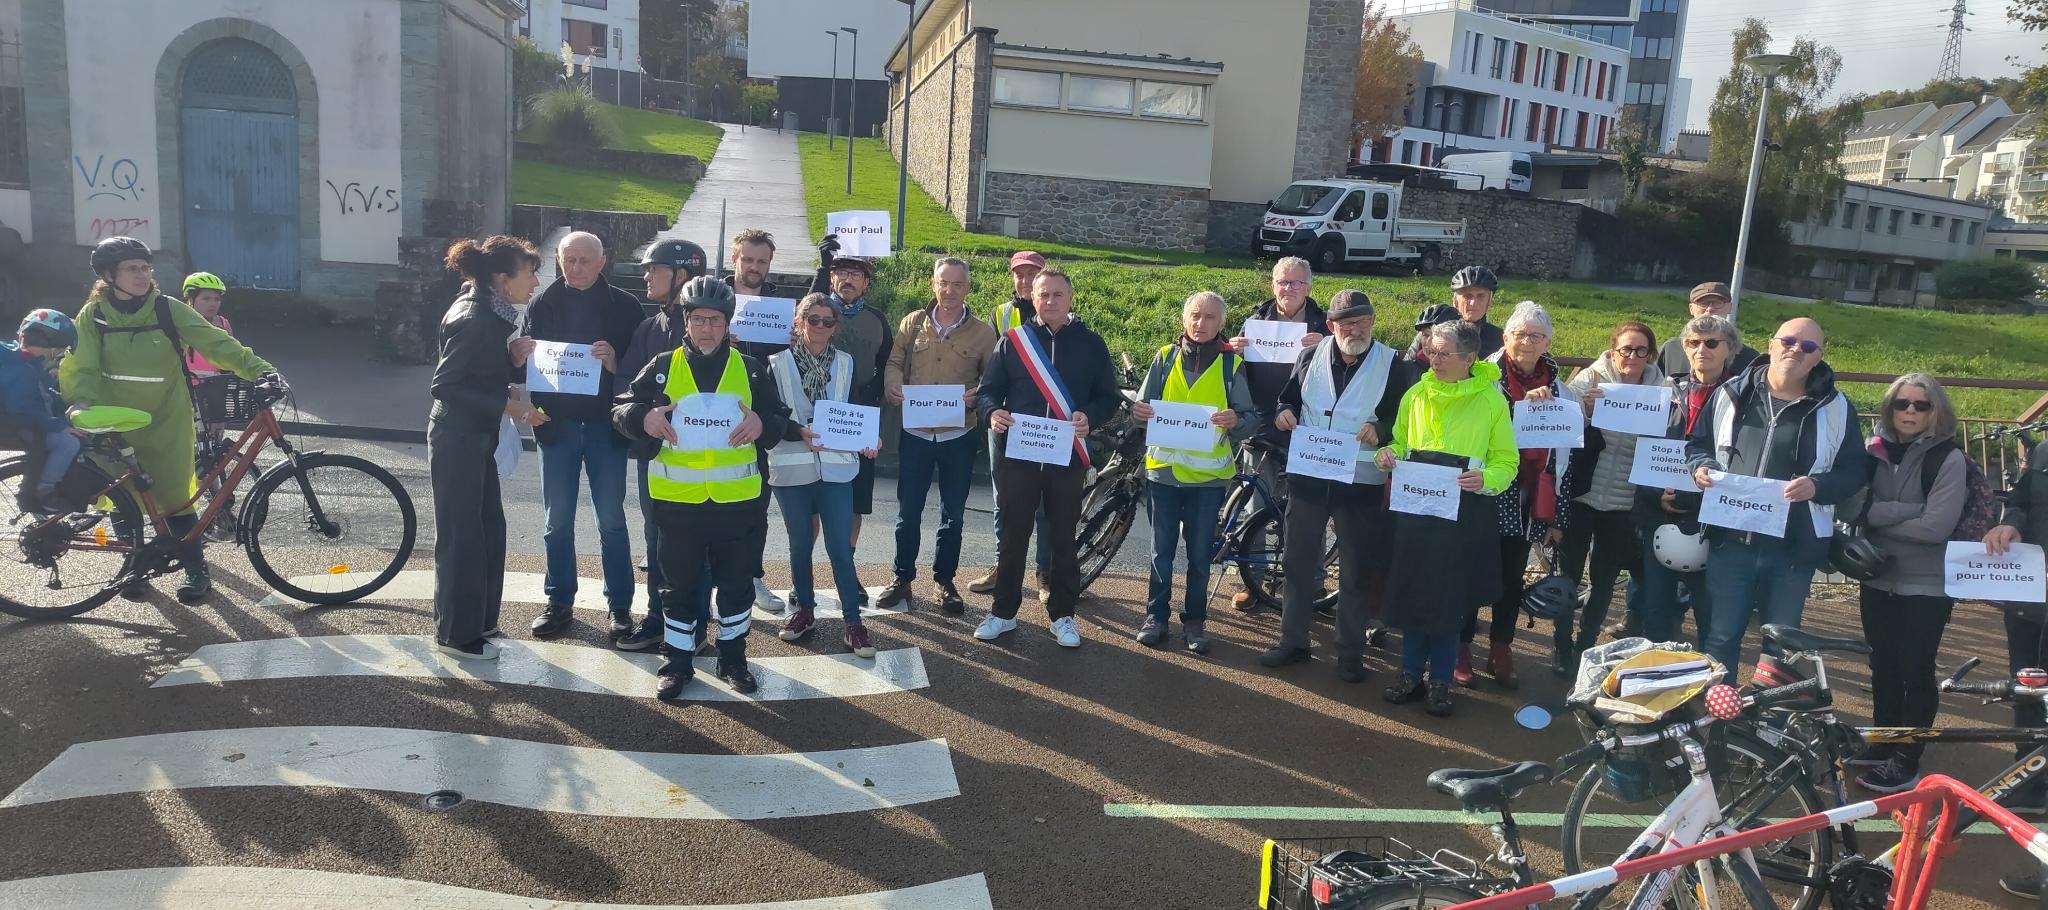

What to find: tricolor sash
left=1007, top=324, right=1091, bottom=468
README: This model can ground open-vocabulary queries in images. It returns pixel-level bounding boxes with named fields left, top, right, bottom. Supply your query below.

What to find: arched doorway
left=179, top=37, right=299, bottom=289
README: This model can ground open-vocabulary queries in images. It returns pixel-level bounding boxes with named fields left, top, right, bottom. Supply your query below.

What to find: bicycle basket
left=192, top=375, right=259, bottom=426
left=1259, top=834, right=1506, bottom=910
left=1568, top=640, right=1728, bottom=803
left=1574, top=704, right=1711, bottom=803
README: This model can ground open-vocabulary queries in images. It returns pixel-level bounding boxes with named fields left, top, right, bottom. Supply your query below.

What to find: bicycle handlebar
left=1746, top=676, right=1826, bottom=710
left=1970, top=422, right=2048, bottom=442
left=1554, top=737, right=1610, bottom=774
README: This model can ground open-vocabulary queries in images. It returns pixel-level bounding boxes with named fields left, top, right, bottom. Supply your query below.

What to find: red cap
left=1008, top=251, right=1046, bottom=272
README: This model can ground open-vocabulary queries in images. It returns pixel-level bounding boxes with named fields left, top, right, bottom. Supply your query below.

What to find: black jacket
left=2000, top=439, right=2048, bottom=558
left=1273, top=338, right=1412, bottom=445
left=429, top=290, right=515, bottom=434
left=808, top=271, right=894, bottom=407
left=977, top=318, right=1122, bottom=457
left=1684, top=360, right=1873, bottom=553
left=611, top=340, right=791, bottom=508
left=520, top=276, right=644, bottom=435
left=1239, top=297, right=1326, bottom=443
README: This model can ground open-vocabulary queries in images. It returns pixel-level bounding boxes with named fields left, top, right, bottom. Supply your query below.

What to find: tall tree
left=642, top=0, right=721, bottom=81
left=1352, top=2, right=1423, bottom=154
left=1705, top=18, right=1859, bottom=218
left=2008, top=0, right=2048, bottom=139
left=1610, top=117, right=1651, bottom=202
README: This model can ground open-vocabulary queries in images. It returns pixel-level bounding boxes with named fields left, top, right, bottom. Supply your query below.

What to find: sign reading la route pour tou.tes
left=901, top=384, right=967, bottom=430
left=1944, top=542, right=2048, bottom=601
left=1589, top=382, right=1673, bottom=437
left=813, top=400, right=881, bottom=452
left=1697, top=470, right=1790, bottom=538
left=1004, top=413, right=1075, bottom=467
left=1145, top=399, right=1220, bottom=453
left=1628, top=437, right=1701, bottom=491
left=731, top=295, right=797, bottom=346
left=526, top=341, right=600, bottom=397
left=1389, top=460, right=1462, bottom=521
left=1239, top=319, right=1309, bottom=364
left=825, top=210, right=893, bottom=258
left=1512, top=398, right=1584, bottom=449
left=1285, top=426, right=1358, bottom=483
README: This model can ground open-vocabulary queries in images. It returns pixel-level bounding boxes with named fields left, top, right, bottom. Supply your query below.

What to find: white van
left=1436, top=151, right=1533, bottom=193
left=1254, top=179, right=1466, bottom=273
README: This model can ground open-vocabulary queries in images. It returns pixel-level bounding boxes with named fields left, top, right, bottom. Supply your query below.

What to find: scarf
left=1176, top=334, right=1225, bottom=380
left=791, top=342, right=835, bottom=403
left=1501, top=354, right=1558, bottom=522
left=483, top=284, right=523, bottom=326
left=833, top=293, right=865, bottom=318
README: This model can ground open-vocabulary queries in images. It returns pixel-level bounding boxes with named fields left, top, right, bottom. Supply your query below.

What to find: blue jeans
left=1402, top=632, right=1459, bottom=684
left=539, top=421, right=633, bottom=612
left=893, top=430, right=977, bottom=583
left=1633, top=528, right=1713, bottom=646
left=636, top=459, right=710, bottom=634
left=37, top=429, right=81, bottom=490
left=1703, top=536, right=1820, bottom=682
left=989, top=435, right=1050, bottom=573
left=1147, top=481, right=1224, bottom=623
left=776, top=481, right=864, bottom=622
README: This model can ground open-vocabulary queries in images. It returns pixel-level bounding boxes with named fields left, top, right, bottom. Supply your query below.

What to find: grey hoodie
left=1566, top=356, right=1667, bottom=513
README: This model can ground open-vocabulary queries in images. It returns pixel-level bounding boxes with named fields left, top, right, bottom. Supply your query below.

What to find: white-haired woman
left=1632, top=315, right=1740, bottom=647
left=1841, top=373, right=1968, bottom=793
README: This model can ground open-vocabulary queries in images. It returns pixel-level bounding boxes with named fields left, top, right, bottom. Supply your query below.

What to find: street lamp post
left=826, top=31, right=840, bottom=150
left=894, top=0, right=914, bottom=249
left=1730, top=53, right=1801, bottom=320
left=844, top=27, right=860, bottom=195
left=1431, top=98, right=1463, bottom=163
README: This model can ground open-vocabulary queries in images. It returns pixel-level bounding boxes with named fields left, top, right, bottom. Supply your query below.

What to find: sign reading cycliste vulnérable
left=1285, top=426, right=1358, bottom=483
left=1512, top=399, right=1584, bottom=449
left=526, top=341, right=600, bottom=396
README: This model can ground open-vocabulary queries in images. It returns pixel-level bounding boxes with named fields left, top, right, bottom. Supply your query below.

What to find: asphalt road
left=0, top=442, right=2038, bottom=908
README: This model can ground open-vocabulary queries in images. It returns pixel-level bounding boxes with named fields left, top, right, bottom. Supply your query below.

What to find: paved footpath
left=662, top=124, right=817, bottom=273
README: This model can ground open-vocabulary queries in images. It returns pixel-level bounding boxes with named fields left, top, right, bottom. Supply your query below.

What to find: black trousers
left=1465, top=534, right=1530, bottom=645
left=1279, top=476, right=1387, bottom=658
left=992, top=458, right=1086, bottom=620
left=651, top=499, right=765, bottom=676
left=1555, top=503, right=1638, bottom=653
left=1858, top=587, right=1954, bottom=762
left=2008, top=607, right=2048, bottom=759
left=427, top=420, right=505, bottom=647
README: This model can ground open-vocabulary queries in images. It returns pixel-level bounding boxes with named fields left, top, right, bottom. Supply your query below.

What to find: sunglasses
left=1775, top=336, right=1822, bottom=354
left=1613, top=346, right=1652, bottom=359
left=1682, top=337, right=1723, bottom=350
left=804, top=316, right=839, bottom=328
left=1889, top=399, right=1933, bottom=413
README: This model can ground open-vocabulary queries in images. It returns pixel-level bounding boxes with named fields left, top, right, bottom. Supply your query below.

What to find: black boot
left=717, top=639, right=758, bottom=694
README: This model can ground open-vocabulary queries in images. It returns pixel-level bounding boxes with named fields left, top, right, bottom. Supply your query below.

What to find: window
left=1334, top=191, right=1366, bottom=223
left=1650, top=83, right=1667, bottom=105
left=1608, top=69, right=1618, bottom=101
left=1526, top=103, right=1541, bottom=141
left=1970, top=221, right=1981, bottom=244
left=1138, top=81, right=1204, bottom=119
left=562, top=0, right=606, bottom=7
left=1066, top=75, right=1133, bottom=113
left=1949, top=218, right=1963, bottom=242
left=1554, top=53, right=1569, bottom=91
left=562, top=18, right=606, bottom=56
left=1841, top=202, right=1858, bottom=228
left=1466, top=31, right=1484, bottom=74
left=1371, top=193, right=1390, bottom=220
left=1895, top=266, right=1916, bottom=291
left=1866, top=206, right=1881, bottom=231
left=1632, top=36, right=1647, bottom=56
left=1512, top=43, right=1527, bottom=82
left=1933, top=215, right=1945, bottom=228
left=1911, top=212, right=1924, bottom=226
left=1491, top=38, right=1511, bottom=79
left=1596, top=62, right=1608, bottom=98
left=1561, top=168, right=1592, bottom=190
left=1575, top=111, right=1589, bottom=147
left=1888, top=210, right=1902, bottom=234
left=992, top=68, right=1060, bottom=107
left=1852, top=261, right=1873, bottom=290
left=1402, top=139, right=1417, bottom=164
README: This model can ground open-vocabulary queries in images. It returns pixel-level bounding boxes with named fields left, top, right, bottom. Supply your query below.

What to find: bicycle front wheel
left=1076, top=473, right=1141, bottom=591
left=242, top=453, right=416, bottom=605
left=0, top=456, right=144, bottom=620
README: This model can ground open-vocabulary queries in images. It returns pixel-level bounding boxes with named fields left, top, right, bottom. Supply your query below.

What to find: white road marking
left=0, top=867, right=995, bottom=909
left=260, top=572, right=907, bottom=620
left=152, top=636, right=928, bottom=701
left=769, top=586, right=904, bottom=620
left=1, top=726, right=960, bottom=820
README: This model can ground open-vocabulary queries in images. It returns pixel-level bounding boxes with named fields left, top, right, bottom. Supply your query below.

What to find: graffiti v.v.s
left=75, top=155, right=145, bottom=202
left=324, top=180, right=399, bottom=214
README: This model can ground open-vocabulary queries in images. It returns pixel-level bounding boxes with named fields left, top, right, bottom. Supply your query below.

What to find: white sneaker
left=973, top=614, right=1018, bottom=641
left=1050, top=616, right=1082, bottom=648
left=753, top=578, right=787, bottom=615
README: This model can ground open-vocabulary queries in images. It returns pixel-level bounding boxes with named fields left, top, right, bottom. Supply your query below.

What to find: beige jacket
left=883, top=302, right=999, bottom=396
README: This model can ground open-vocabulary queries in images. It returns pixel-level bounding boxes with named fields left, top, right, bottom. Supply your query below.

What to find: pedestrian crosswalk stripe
left=0, top=867, right=996, bottom=909
left=769, top=586, right=900, bottom=618
left=2, top=726, right=961, bottom=820
left=258, top=571, right=909, bottom=619
left=153, top=636, right=929, bottom=702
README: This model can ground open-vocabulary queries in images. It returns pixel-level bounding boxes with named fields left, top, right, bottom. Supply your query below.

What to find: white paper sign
left=526, top=341, right=601, bottom=396
left=1590, top=383, right=1673, bottom=437
left=813, top=401, right=880, bottom=453
left=1944, top=542, right=2048, bottom=602
left=1697, top=471, right=1791, bottom=538
left=1512, top=399, right=1585, bottom=449
left=672, top=393, right=744, bottom=451
left=1240, top=319, right=1310, bottom=364
left=826, top=210, right=892, bottom=257
left=1285, top=426, right=1359, bottom=483
left=1629, top=437, right=1701, bottom=491
left=1146, top=400, right=1221, bottom=453
left=1389, top=460, right=1463, bottom=521
left=1004, top=413, right=1075, bottom=466
left=902, top=384, right=967, bottom=430
left=731, top=295, right=797, bottom=345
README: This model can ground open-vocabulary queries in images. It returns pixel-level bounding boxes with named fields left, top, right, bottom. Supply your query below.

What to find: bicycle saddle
left=1761, top=624, right=1871, bottom=655
left=1426, top=760, right=1554, bottom=812
left=69, top=405, right=152, bottom=434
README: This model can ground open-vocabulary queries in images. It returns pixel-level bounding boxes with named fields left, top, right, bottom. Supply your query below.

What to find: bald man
left=1685, top=317, right=1873, bottom=682
left=522, top=230, right=651, bottom=639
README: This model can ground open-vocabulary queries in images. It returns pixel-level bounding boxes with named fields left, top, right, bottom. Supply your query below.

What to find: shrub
left=512, top=38, right=559, bottom=105
left=1934, top=258, right=2040, bottom=302
left=525, top=85, right=621, bottom=149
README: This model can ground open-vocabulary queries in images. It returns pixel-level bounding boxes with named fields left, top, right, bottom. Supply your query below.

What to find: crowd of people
left=9, top=232, right=2048, bottom=808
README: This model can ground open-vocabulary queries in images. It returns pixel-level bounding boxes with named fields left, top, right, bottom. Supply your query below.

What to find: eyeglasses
left=1774, top=336, right=1822, bottom=354
left=116, top=264, right=154, bottom=277
left=1423, top=349, right=1470, bottom=361
left=1682, top=338, right=1723, bottom=350
left=831, top=268, right=867, bottom=278
left=804, top=316, right=839, bottom=328
left=1613, top=346, right=1652, bottom=359
left=1889, top=398, right=1934, bottom=413
left=685, top=314, right=725, bottom=327
left=1509, top=330, right=1549, bottom=342
left=1274, top=279, right=1308, bottom=289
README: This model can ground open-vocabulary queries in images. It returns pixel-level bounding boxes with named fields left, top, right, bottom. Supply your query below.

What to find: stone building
left=4, top=0, right=520, bottom=312
left=880, top=0, right=1364, bottom=254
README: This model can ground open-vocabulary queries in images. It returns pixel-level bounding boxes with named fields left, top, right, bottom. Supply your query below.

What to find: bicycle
left=1969, top=420, right=2044, bottom=493
left=0, top=374, right=418, bottom=619
left=192, top=374, right=259, bottom=542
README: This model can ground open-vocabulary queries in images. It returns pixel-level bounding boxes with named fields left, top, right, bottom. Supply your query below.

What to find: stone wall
left=374, top=199, right=483, bottom=364
left=513, top=142, right=704, bottom=183
left=1398, top=187, right=1593, bottom=279
left=982, top=172, right=1209, bottom=252
left=1294, top=0, right=1366, bottom=180
left=510, top=205, right=671, bottom=261
left=888, top=26, right=994, bottom=228
left=1207, top=201, right=1270, bottom=256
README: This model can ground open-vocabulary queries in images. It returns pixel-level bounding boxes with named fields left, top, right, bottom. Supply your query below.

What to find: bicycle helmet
left=18, top=308, right=77, bottom=349
left=679, top=275, right=736, bottom=318
left=1521, top=560, right=1575, bottom=621
left=1413, top=303, right=1460, bottom=333
left=182, top=271, right=227, bottom=297
left=1651, top=523, right=1710, bottom=573
left=1826, top=523, right=1893, bottom=581
left=640, top=238, right=708, bottom=280
left=1451, top=265, right=1499, bottom=292
left=90, top=236, right=153, bottom=275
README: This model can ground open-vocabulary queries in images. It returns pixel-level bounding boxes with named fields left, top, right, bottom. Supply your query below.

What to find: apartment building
left=516, top=0, right=643, bottom=108
left=1839, top=96, right=2047, bottom=226
left=1793, top=182, right=1995, bottom=305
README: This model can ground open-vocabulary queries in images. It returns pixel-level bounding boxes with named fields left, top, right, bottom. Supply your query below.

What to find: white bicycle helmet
left=1652, top=523, right=1709, bottom=573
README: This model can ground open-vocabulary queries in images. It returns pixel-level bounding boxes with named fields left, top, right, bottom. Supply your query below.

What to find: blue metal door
left=179, top=38, right=299, bottom=289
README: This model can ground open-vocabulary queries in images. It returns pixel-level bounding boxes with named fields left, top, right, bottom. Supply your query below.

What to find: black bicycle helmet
left=1451, top=265, right=1499, bottom=292
left=1826, top=523, right=1894, bottom=581
left=1521, top=547, right=1575, bottom=622
left=679, top=275, right=736, bottom=318
left=18, top=308, right=78, bottom=349
left=1413, top=303, right=1461, bottom=332
left=90, top=236, right=153, bottom=275
left=640, top=238, right=708, bottom=280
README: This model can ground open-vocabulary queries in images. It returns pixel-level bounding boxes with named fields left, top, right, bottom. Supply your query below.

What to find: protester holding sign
left=973, top=250, right=1054, bottom=597
left=519, top=231, right=646, bottom=641
left=1128, top=292, right=1259, bottom=654
left=1225, top=257, right=1329, bottom=612
left=765, top=294, right=880, bottom=658
left=1374, top=320, right=1517, bottom=717
left=726, top=229, right=792, bottom=616
left=1261, top=290, right=1411, bottom=681
left=878, top=258, right=998, bottom=615
left=1985, top=432, right=2048, bottom=832
left=809, top=238, right=895, bottom=551
left=1555, top=322, right=1667, bottom=673
left=1630, top=314, right=1740, bottom=649
left=977, top=268, right=1122, bottom=648
left=1686, top=317, right=1873, bottom=683
left=1472, top=301, right=1579, bottom=689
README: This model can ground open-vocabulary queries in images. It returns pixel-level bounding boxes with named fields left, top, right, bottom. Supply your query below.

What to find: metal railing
left=1390, top=0, right=1628, bottom=47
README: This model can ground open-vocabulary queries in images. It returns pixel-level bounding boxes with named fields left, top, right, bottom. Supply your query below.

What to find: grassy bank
left=605, top=105, right=723, bottom=160
left=511, top=160, right=691, bottom=217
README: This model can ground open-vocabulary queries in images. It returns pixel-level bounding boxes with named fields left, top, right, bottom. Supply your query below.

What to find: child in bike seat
left=180, top=272, right=235, bottom=377
left=1, top=309, right=84, bottom=514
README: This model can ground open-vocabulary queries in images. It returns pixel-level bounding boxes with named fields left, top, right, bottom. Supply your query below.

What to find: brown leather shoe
left=1231, top=591, right=1258, bottom=613
left=933, top=580, right=966, bottom=615
left=967, top=571, right=999, bottom=595
left=1487, top=638, right=1519, bottom=689
left=875, top=577, right=915, bottom=609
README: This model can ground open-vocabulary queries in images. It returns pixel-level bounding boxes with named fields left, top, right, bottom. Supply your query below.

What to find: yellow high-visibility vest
left=1143, top=345, right=1235, bottom=484
left=648, top=347, right=762, bottom=504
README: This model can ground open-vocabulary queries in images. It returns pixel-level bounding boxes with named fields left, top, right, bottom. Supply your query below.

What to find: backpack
left=88, top=294, right=197, bottom=386
left=1917, top=439, right=1998, bottom=542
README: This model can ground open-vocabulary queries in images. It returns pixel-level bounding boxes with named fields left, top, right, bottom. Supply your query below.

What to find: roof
left=1958, top=113, right=2033, bottom=153
left=1893, top=138, right=1924, bottom=153
left=991, top=43, right=1223, bottom=72
left=1850, top=102, right=1934, bottom=138
left=1920, top=101, right=1977, bottom=137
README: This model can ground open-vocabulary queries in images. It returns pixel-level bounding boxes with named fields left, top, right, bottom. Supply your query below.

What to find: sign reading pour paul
left=825, top=210, right=893, bottom=258
left=901, top=384, right=967, bottom=429
left=1144, top=400, right=1220, bottom=452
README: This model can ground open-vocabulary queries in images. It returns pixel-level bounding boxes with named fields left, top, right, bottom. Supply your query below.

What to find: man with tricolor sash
left=974, top=267, right=1123, bottom=648
left=613, top=277, right=792, bottom=702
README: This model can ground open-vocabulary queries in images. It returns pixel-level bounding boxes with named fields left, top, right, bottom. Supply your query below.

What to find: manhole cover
left=422, top=790, right=465, bottom=811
